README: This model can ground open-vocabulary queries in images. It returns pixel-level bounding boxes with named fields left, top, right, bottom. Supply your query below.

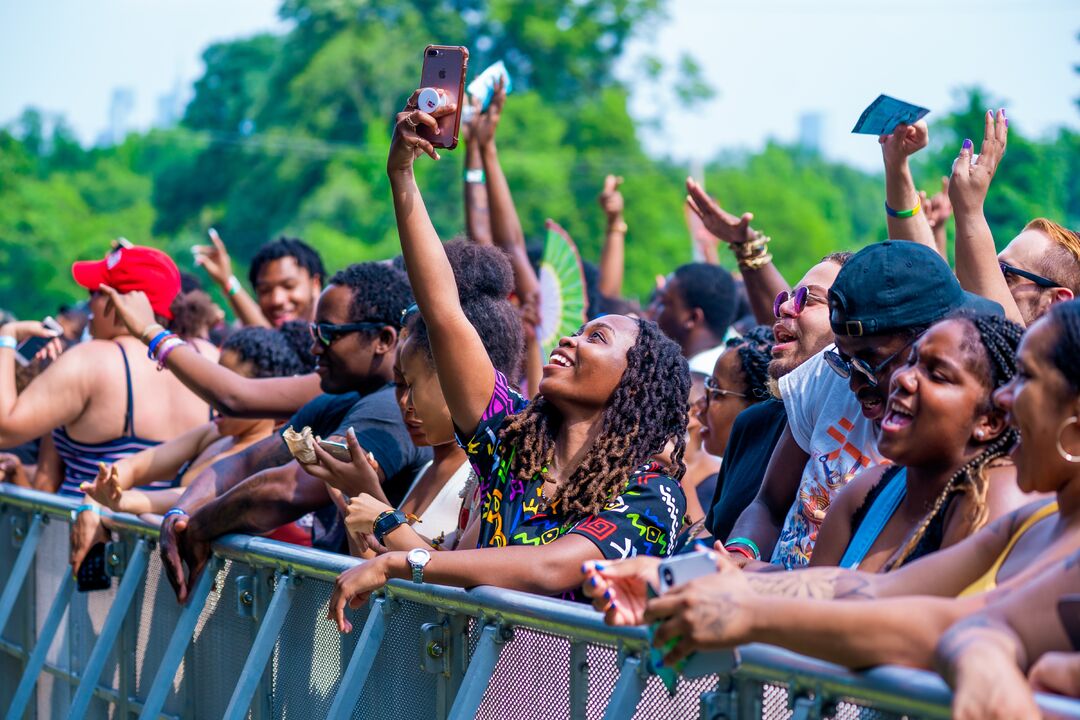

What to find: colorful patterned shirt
left=458, top=371, right=686, bottom=601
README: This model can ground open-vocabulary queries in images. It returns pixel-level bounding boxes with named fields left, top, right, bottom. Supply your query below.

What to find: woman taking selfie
left=327, top=91, right=691, bottom=631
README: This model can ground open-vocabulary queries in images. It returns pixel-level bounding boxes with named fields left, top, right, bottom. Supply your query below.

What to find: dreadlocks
left=498, top=319, right=690, bottom=518
left=886, top=313, right=1024, bottom=570
left=729, top=325, right=774, bottom=401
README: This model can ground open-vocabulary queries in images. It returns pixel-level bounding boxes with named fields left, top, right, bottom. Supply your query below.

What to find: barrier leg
left=5, top=572, right=75, bottom=720
left=324, top=595, right=389, bottom=719
left=221, top=573, right=296, bottom=720
left=66, top=538, right=150, bottom=720
left=447, top=624, right=506, bottom=720
left=136, top=561, right=215, bottom=720
left=602, top=655, right=646, bottom=720
left=0, top=514, right=43, bottom=636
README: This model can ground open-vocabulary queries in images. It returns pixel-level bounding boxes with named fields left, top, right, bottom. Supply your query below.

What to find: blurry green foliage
left=0, top=0, right=1076, bottom=319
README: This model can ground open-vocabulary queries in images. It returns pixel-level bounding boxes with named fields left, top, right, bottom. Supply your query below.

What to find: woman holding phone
left=327, top=90, right=692, bottom=630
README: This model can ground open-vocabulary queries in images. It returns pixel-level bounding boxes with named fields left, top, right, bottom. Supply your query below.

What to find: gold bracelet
left=739, top=252, right=773, bottom=271
left=608, top=220, right=628, bottom=234
left=731, top=235, right=770, bottom=260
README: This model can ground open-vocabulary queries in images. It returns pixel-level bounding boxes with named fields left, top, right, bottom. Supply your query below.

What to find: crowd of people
left=1, top=84, right=1078, bottom=718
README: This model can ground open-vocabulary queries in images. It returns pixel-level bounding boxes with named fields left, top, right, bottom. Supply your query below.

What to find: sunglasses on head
left=703, top=375, right=748, bottom=404
left=999, top=261, right=1060, bottom=289
left=774, top=285, right=827, bottom=318
left=309, top=320, right=390, bottom=347
left=824, top=333, right=921, bottom=389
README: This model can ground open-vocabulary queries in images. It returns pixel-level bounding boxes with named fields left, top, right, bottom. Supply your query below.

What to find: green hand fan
left=538, top=220, right=587, bottom=359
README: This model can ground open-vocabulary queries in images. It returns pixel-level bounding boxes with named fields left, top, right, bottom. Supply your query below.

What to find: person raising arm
left=327, top=90, right=693, bottom=630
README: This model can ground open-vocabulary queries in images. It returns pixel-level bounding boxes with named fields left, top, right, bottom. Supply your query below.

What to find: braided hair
left=1047, top=300, right=1080, bottom=394
left=886, top=313, right=1024, bottom=570
left=498, top=319, right=691, bottom=518
left=728, top=325, right=774, bottom=401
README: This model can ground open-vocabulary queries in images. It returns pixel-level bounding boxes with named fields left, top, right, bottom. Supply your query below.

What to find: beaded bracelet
left=885, top=199, right=921, bottom=218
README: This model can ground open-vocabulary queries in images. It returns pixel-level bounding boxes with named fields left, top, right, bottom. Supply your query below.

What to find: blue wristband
left=75, top=503, right=101, bottom=516
left=163, top=507, right=188, bottom=521
left=147, top=331, right=173, bottom=357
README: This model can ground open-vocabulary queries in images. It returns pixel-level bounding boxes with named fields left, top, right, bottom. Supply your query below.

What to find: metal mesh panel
left=130, top=552, right=188, bottom=716
left=269, top=575, right=359, bottom=720
left=350, top=598, right=440, bottom=720
left=471, top=625, right=573, bottom=720
left=634, top=672, right=719, bottom=719
left=0, top=509, right=28, bottom=706
left=758, top=681, right=795, bottom=720
left=187, top=559, right=258, bottom=719
left=584, top=642, right=622, bottom=720
left=827, top=700, right=910, bottom=720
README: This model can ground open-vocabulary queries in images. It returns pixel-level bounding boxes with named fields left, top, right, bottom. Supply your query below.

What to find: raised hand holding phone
left=416, top=45, right=469, bottom=150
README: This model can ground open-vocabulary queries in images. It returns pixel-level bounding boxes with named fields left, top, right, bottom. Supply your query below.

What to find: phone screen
left=418, top=45, right=469, bottom=150
left=15, top=317, right=61, bottom=367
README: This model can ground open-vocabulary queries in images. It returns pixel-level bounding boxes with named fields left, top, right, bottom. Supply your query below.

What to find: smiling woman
left=325, top=89, right=692, bottom=629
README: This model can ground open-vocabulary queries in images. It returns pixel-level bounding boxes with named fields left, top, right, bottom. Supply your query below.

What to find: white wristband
left=0, top=336, right=16, bottom=350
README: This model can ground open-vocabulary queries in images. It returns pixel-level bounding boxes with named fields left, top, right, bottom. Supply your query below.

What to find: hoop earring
left=1057, top=416, right=1080, bottom=464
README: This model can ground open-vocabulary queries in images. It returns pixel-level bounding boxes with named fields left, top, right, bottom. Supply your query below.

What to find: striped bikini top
left=52, top=342, right=163, bottom=497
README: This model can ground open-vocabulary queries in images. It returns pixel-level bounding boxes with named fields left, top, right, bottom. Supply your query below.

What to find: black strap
left=115, top=342, right=135, bottom=437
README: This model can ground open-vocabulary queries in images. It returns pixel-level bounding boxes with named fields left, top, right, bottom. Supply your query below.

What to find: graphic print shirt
left=458, top=370, right=687, bottom=600
left=771, top=348, right=886, bottom=569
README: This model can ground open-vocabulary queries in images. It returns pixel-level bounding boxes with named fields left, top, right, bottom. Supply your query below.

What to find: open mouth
left=881, top=400, right=914, bottom=433
left=546, top=350, right=575, bottom=369
left=771, top=324, right=798, bottom=354
left=856, top=388, right=886, bottom=420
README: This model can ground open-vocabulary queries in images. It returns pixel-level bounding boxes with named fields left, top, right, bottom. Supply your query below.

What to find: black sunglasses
left=999, top=261, right=1060, bottom=289
left=309, top=321, right=390, bottom=347
left=824, top=333, right=921, bottom=389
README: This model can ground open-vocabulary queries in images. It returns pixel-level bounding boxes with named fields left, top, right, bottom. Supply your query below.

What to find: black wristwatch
left=372, top=509, right=408, bottom=544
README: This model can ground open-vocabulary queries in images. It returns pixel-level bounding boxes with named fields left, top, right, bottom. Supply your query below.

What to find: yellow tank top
left=958, top=501, right=1059, bottom=597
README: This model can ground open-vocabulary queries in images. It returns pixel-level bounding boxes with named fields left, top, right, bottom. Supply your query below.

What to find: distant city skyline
left=1, top=0, right=1076, bottom=170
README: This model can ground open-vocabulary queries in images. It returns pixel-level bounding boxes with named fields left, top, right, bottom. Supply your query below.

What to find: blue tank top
left=52, top=343, right=164, bottom=497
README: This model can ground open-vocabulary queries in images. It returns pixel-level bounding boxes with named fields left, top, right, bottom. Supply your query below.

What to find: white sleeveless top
left=402, top=460, right=474, bottom=540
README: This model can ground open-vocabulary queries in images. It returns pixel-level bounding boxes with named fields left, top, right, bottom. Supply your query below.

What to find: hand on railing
left=69, top=502, right=108, bottom=575
left=80, top=462, right=124, bottom=511
left=581, top=556, right=660, bottom=626
left=329, top=556, right=393, bottom=633
left=159, top=511, right=211, bottom=604
left=642, top=551, right=754, bottom=667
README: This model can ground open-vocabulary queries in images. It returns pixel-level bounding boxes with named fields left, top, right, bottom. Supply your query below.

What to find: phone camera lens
left=662, top=568, right=674, bottom=587
left=427, top=49, right=438, bottom=57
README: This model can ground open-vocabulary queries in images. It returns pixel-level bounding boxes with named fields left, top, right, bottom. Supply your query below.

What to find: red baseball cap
left=72, top=246, right=181, bottom=320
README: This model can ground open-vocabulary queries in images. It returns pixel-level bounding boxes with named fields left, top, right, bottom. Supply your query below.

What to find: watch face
left=407, top=548, right=431, bottom=567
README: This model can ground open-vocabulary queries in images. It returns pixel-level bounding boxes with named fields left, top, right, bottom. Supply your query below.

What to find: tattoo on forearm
left=746, top=570, right=875, bottom=600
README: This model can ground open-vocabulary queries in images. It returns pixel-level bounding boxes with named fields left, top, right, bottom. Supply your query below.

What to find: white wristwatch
left=407, top=547, right=431, bottom=584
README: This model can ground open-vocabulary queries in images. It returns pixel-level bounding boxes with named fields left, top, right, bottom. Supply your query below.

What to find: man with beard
left=725, top=242, right=1001, bottom=568
left=704, top=252, right=850, bottom=540
left=155, top=262, right=431, bottom=603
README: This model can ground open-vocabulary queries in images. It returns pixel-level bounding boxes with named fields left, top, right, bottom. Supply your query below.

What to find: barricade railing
left=0, top=484, right=1077, bottom=719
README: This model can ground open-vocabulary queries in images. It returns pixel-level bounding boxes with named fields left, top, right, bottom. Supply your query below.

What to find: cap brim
left=71, top=260, right=107, bottom=291
left=956, top=291, right=1005, bottom=318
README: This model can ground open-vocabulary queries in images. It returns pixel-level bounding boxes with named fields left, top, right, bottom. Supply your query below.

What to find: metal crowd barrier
left=0, top=484, right=1078, bottom=719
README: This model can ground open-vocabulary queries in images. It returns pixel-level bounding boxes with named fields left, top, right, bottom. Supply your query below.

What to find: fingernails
left=603, top=589, right=612, bottom=601
left=594, top=562, right=605, bottom=572
left=962, top=138, right=973, bottom=151
left=590, top=576, right=599, bottom=588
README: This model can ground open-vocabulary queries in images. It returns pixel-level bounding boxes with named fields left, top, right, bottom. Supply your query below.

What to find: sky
left=1, top=0, right=1077, bottom=170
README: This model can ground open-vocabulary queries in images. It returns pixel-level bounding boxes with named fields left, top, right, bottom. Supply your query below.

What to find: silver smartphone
left=655, top=550, right=718, bottom=594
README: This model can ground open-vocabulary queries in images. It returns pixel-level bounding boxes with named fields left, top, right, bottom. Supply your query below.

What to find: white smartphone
left=655, top=550, right=718, bottom=595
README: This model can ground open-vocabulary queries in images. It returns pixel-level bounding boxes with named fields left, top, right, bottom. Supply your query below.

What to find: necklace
left=538, top=465, right=558, bottom=511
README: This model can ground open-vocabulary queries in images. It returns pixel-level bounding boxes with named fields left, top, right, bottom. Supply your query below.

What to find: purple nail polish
left=962, top=139, right=973, bottom=151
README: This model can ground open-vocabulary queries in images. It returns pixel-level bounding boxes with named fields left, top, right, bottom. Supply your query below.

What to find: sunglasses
left=824, top=334, right=921, bottom=389
left=999, top=261, right=1060, bottom=289
left=309, top=321, right=389, bottom=347
left=774, top=285, right=827, bottom=318
left=703, top=375, right=748, bottom=404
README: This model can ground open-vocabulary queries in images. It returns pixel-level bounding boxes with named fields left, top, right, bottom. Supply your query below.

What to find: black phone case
left=77, top=542, right=112, bottom=592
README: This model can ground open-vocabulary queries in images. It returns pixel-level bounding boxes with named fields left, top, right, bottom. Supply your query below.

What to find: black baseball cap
left=829, top=241, right=1003, bottom=337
